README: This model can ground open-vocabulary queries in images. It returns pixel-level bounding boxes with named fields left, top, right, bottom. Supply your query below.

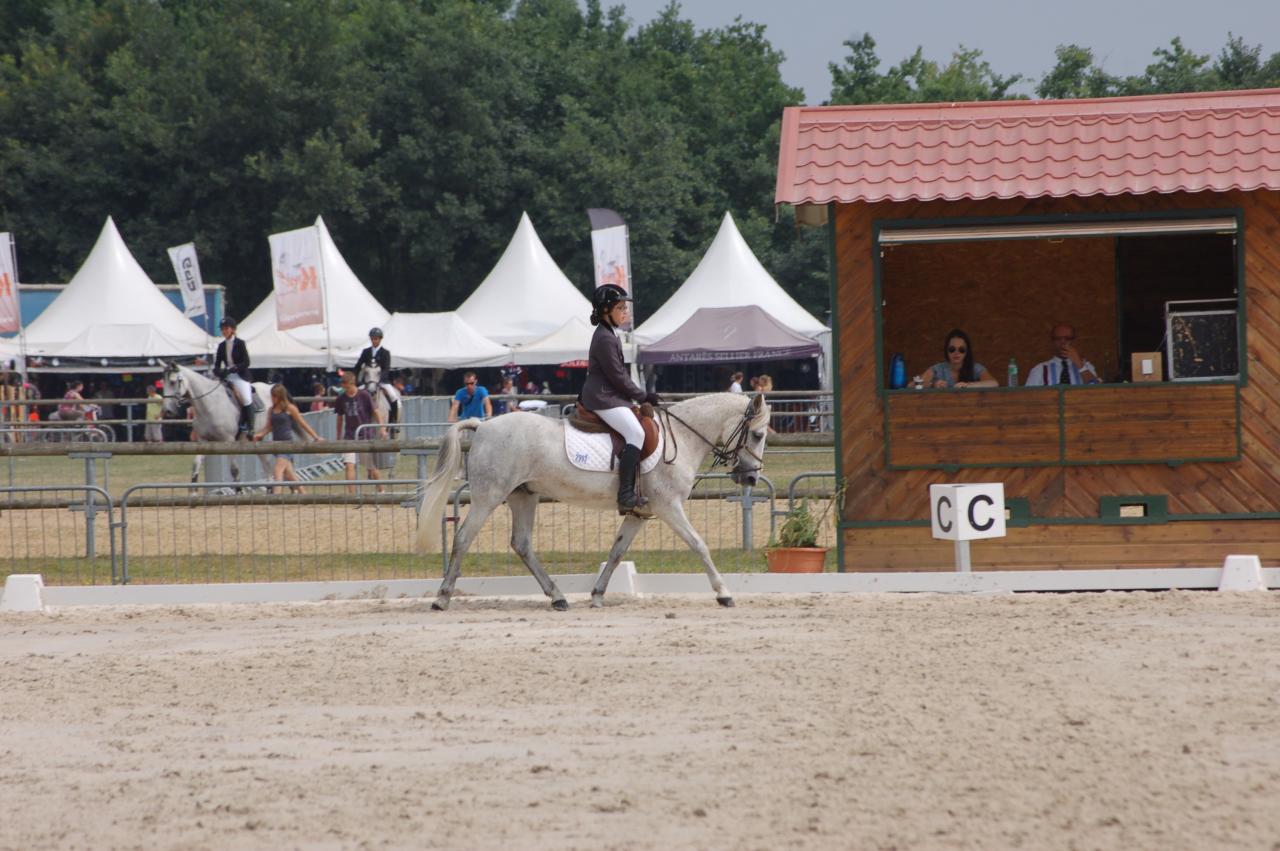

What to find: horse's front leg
left=653, top=501, right=734, bottom=607
left=507, top=489, right=567, bottom=610
left=190, top=453, right=204, bottom=484
left=591, top=513, right=646, bottom=608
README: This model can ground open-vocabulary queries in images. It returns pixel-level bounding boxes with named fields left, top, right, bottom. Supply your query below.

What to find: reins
left=163, top=371, right=223, bottom=405
left=657, top=400, right=762, bottom=471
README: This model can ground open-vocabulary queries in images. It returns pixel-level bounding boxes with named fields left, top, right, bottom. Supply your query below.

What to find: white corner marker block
left=1, top=574, right=47, bottom=612
left=1218, top=555, right=1267, bottom=592
left=596, top=561, right=641, bottom=598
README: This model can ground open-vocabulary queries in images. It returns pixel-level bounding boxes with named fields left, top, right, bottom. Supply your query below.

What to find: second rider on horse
left=579, top=284, right=660, bottom=514
left=353, top=326, right=400, bottom=424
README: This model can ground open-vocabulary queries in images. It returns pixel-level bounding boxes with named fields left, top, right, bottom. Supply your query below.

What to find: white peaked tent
left=238, top=215, right=389, bottom=357
left=19, top=217, right=211, bottom=359
left=633, top=212, right=827, bottom=345
left=456, top=212, right=592, bottom=345
left=239, top=324, right=331, bottom=368
left=334, top=312, right=510, bottom=369
left=511, top=316, right=600, bottom=366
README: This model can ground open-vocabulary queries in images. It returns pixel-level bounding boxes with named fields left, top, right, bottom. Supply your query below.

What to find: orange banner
left=268, top=226, right=325, bottom=330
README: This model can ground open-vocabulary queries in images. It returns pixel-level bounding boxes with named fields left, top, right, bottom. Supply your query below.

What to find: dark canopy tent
left=637, top=305, right=820, bottom=364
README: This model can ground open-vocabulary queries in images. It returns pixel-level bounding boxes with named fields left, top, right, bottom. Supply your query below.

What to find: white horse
left=415, top=392, right=771, bottom=611
left=357, top=363, right=394, bottom=427
left=160, top=362, right=273, bottom=483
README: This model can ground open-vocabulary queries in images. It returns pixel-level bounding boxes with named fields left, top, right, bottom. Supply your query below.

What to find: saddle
left=569, top=402, right=661, bottom=468
left=222, top=382, right=264, bottom=413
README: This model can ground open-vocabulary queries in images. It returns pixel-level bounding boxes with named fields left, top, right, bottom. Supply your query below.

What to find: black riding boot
left=389, top=399, right=400, bottom=424
left=239, top=404, right=254, bottom=436
left=617, top=444, right=648, bottom=515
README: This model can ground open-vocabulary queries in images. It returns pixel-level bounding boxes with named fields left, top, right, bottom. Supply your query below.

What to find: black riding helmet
left=590, top=284, right=632, bottom=326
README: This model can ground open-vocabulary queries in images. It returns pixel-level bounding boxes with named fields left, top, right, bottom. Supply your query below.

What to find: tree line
left=1, top=0, right=1276, bottom=325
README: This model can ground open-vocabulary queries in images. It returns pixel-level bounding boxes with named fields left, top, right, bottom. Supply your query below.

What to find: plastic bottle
left=1007, top=358, right=1018, bottom=387
left=889, top=353, right=906, bottom=389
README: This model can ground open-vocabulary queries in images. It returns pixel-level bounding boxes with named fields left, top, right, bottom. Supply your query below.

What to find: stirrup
left=617, top=494, right=648, bottom=516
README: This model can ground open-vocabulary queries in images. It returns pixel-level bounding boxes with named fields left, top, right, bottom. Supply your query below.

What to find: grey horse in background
left=357, top=363, right=394, bottom=429
left=416, top=392, right=771, bottom=611
left=160, top=362, right=273, bottom=483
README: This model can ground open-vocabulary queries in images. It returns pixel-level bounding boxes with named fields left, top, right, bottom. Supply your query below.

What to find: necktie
left=1059, top=358, right=1071, bottom=384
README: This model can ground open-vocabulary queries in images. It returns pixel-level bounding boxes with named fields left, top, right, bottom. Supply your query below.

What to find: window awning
left=877, top=216, right=1238, bottom=246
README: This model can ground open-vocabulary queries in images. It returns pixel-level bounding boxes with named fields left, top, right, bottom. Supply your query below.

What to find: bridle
left=162, top=369, right=221, bottom=406
left=659, top=399, right=765, bottom=474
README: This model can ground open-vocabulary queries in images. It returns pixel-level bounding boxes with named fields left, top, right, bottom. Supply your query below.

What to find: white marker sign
left=930, top=483, right=1006, bottom=542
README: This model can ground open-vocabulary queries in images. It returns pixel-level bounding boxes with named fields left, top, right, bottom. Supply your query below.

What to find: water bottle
left=1007, top=358, right=1018, bottom=387
left=889, top=353, right=906, bottom=389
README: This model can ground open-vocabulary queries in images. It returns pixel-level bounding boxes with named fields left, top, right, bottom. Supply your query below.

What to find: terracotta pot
left=766, top=547, right=828, bottom=573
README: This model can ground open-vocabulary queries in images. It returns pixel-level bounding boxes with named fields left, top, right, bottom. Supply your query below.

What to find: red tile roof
left=775, top=89, right=1280, bottom=205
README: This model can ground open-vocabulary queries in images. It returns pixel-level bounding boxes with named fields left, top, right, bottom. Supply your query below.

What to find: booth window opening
left=875, top=215, right=1242, bottom=390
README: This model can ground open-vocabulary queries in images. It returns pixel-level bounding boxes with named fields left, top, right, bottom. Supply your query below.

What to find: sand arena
left=2, top=589, right=1278, bottom=849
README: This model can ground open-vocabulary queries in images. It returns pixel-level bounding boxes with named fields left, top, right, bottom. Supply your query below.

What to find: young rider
left=213, top=317, right=254, bottom=436
left=353, top=326, right=399, bottom=424
left=578, top=284, right=660, bottom=513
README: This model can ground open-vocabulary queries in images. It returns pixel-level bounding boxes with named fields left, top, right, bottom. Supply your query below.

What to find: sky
left=609, top=0, right=1280, bottom=103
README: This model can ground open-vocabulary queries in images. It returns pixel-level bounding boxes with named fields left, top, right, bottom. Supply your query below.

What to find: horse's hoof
left=551, top=599, right=569, bottom=612
left=717, top=596, right=736, bottom=608
left=431, top=600, right=448, bottom=612
left=590, top=594, right=604, bottom=609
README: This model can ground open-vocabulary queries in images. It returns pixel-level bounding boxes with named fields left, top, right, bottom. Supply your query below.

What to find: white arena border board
left=6, top=566, right=1278, bottom=610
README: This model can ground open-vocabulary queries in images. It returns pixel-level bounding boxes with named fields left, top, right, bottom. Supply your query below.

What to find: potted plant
left=766, top=494, right=836, bottom=573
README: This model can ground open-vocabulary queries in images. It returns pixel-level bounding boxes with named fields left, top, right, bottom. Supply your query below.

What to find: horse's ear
left=751, top=392, right=765, bottom=413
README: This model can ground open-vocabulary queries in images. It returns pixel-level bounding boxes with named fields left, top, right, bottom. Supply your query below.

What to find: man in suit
left=213, top=316, right=254, bottom=435
left=353, top=326, right=399, bottom=424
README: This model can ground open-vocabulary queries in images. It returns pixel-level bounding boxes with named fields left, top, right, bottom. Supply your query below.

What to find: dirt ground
left=2, top=590, right=1278, bottom=850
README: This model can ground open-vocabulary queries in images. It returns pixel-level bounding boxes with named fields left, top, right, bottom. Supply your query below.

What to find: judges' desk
left=886, top=383, right=1239, bottom=469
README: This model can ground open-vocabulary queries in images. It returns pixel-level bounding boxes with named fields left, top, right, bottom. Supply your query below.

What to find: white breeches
left=595, top=405, right=644, bottom=448
left=380, top=383, right=400, bottom=403
left=227, top=374, right=253, bottom=406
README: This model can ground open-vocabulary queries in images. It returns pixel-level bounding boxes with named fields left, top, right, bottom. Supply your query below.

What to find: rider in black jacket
left=213, top=317, right=254, bottom=435
left=579, top=284, right=660, bottom=513
left=353, top=326, right=399, bottom=423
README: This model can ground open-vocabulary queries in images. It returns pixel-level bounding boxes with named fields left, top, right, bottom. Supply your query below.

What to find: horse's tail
left=414, top=419, right=481, bottom=554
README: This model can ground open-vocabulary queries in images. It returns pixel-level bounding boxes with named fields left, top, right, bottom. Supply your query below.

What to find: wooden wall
left=883, top=238, right=1119, bottom=386
left=833, top=189, right=1280, bottom=569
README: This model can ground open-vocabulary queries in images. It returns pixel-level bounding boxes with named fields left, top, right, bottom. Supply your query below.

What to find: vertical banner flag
left=166, top=242, right=207, bottom=318
left=268, top=225, right=325, bottom=330
left=0, top=233, right=20, bottom=334
left=587, top=208, right=632, bottom=330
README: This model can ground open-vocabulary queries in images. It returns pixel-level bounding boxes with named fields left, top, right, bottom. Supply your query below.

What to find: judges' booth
left=775, top=89, right=1280, bottom=571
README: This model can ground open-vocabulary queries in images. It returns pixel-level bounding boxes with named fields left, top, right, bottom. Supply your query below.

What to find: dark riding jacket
left=354, top=345, right=391, bottom=374
left=213, top=337, right=252, bottom=381
left=579, top=323, right=645, bottom=411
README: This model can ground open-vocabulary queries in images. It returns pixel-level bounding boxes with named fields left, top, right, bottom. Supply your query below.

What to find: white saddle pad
left=564, top=420, right=663, bottom=474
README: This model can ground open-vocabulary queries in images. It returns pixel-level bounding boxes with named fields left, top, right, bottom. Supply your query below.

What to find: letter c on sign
left=936, top=495, right=953, bottom=533
left=968, top=494, right=995, bottom=532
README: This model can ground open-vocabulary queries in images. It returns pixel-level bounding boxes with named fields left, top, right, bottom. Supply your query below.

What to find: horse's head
left=358, top=363, right=381, bottom=393
left=726, top=392, right=770, bottom=487
left=159, top=362, right=187, bottom=418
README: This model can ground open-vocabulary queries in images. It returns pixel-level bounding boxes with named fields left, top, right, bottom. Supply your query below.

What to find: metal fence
left=0, top=485, right=118, bottom=584
left=1, top=424, right=838, bottom=586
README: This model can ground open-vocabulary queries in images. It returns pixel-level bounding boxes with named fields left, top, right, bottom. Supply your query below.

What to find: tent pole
left=9, top=235, right=28, bottom=384
left=317, top=223, right=333, bottom=372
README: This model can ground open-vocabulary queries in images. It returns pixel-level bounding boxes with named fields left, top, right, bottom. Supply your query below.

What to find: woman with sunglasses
left=924, top=328, right=998, bottom=389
